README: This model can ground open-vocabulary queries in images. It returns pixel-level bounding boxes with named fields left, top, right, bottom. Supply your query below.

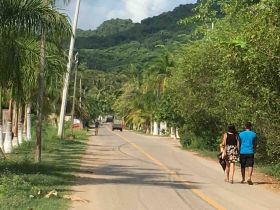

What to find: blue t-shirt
left=239, top=130, right=257, bottom=154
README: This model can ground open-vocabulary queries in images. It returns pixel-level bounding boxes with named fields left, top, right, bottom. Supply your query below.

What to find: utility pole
left=58, top=0, right=81, bottom=138
left=70, top=53, right=79, bottom=138
left=79, top=78, right=82, bottom=109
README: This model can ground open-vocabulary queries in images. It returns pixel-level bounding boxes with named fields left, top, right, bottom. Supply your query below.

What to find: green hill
left=77, top=19, right=135, bottom=37
left=75, top=3, right=196, bottom=71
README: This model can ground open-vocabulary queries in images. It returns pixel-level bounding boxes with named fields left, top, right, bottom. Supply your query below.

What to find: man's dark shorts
left=240, top=154, right=254, bottom=168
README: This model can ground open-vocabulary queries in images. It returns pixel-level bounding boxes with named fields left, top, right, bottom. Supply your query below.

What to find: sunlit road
left=71, top=126, right=280, bottom=210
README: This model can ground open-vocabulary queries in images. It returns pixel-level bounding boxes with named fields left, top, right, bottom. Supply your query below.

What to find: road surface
left=71, top=126, right=280, bottom=210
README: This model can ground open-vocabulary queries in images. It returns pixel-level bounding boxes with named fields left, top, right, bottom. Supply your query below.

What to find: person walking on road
left=94, top=120, right=100, bottom=136
left=239, top=122, right=257, bottom=185
left=221, top=124, right=240, bottom=184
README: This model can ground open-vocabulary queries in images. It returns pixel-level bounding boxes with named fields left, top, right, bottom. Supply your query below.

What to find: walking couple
left=220, top=122, right=257, bottom=185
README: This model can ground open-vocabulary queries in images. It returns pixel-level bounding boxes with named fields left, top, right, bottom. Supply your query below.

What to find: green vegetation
left=0, top=0, right=71, bottom=161
left=75, top=1, right=279, bottom=177
left=0, top=2, right=90, bottom=208
left=75, top=4, right=196, bottom=70
left=77, top=19, right=135, bottom=37
left=1, top=1, right=279, bottom=206
left=0, top=125, right=87, bottom=210
left=169, top=0, right=280, bottom=162
left=75, top=3, right=197, bottom=123
left=256, top=164, right=280, bottom=180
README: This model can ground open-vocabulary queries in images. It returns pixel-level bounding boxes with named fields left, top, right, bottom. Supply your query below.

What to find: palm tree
left=0, top=86, right=3, bottom=151
left=0, top=0, right=71, bottom=156
left=144, top=52, right=175, bottom=134
left=3, top=99, right=13, bottom=153
left=17, top=104, right=24, bottom=145
left=35, top=0, right=72, bottom=162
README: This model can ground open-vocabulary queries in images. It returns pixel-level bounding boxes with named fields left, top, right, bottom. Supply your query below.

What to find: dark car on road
left=112, top=119, right=123, bottom=131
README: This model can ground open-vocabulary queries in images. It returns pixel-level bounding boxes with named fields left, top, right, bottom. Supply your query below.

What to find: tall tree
left=0, top=0, right=71, bottom=156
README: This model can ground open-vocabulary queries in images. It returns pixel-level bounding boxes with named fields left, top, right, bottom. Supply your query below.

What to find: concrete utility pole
left=79, top=77, right=82, bottom=109
left=58, top=0, right=81, bottom=138
left=70, top=53, right=79, bottom=138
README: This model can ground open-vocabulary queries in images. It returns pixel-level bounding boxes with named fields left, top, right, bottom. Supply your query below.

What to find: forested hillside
left=77, top=19, right=135, bottom=37
left=75, top=4, right=196, bottom=71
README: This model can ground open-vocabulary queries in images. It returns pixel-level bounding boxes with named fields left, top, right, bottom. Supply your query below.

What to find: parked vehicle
left=112, top=119, right=123, bottom=131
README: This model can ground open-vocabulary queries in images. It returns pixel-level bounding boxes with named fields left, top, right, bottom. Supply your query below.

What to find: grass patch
left=256, top=164, right=280, bottom=180
left=0, top=124, right=88, bottom=210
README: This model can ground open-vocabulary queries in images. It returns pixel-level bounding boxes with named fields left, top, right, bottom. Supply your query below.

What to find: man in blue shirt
left=239, top=122, right=257, bottom=185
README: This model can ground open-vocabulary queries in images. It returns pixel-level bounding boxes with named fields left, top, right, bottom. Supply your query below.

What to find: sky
left=57, top=0, right=197, bottom=30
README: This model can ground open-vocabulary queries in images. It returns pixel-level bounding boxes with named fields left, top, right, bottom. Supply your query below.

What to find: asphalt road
left=71, top=126, right=280, bottom=210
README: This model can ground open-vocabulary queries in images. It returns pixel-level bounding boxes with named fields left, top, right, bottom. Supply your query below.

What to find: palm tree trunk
left=170, top=127, right=177, bottom=139
left=35, top=32, right=46, bottom=162
left=18, top=105, right=23, bottom=145
left=4, top=99, right=13, bottom=153
left=12, top=102, right=19, bottom=148
left=23, top=104, right=27, bottom=140
left=26, top=103, right=32, bottom=141
left=12, top=101, right=16, bottom=134
left=0, top=86, right=3, bottom=150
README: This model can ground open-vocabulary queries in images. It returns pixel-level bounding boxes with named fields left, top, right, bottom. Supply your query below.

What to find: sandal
left=230, top=180, right=234, bottom=184
left=247, top=180, right=253, bottom=185
left=240, top=180, right=245, bottom=184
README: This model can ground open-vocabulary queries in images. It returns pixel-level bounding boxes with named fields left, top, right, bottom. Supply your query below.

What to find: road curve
left=71, top=126, right=280, bottom=210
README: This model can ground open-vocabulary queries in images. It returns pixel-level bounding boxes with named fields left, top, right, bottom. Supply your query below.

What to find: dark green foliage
left=77, top=19, right=135, bottom=37
left=75, top=4, right=196, bottom=73
left=76, top=4, right=195, bottom=49
left=168, top=0, right=280, bottom=161
left=79, top=41, right=159, bottom=71
left=74, top=3, right=198, bottom=121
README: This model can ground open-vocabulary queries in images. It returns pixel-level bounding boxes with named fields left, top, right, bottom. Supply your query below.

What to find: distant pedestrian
left=94, top=121, right=100, bottom=136
left=221, top=124, right=240, bottom=184
left=239, top=122, right=257, bottom=185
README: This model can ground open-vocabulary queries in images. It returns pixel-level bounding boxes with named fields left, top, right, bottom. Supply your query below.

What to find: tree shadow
left=0, top=138, right=88, bottom=188
left=74, top=162, right=205, bottom=190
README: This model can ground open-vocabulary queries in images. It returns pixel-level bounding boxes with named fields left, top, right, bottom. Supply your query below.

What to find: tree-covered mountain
left=75, top=3, right=196, bottom=71
left=76, top=4, right=195, bottom=49
left=77, top=19, right=135, bottom=37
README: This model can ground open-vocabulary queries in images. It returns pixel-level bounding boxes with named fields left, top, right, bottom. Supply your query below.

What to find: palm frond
left=0, top=0, right=71, bottom=41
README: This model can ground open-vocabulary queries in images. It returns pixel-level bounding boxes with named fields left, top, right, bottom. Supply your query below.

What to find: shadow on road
left=73, top=138, right=206, bottom=191
left=75, top=163, right=203, bottom=190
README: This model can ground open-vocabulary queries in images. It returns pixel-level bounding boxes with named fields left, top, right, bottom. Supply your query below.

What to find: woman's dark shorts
left=240, top=154, right=254, bottom=168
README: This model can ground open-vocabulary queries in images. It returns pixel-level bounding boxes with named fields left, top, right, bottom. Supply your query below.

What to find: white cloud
left=124, top=0, right=151, bottom=21
left=62, top=0, right=197, bottom=29
left=107, top=0, right=185, bottom=22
